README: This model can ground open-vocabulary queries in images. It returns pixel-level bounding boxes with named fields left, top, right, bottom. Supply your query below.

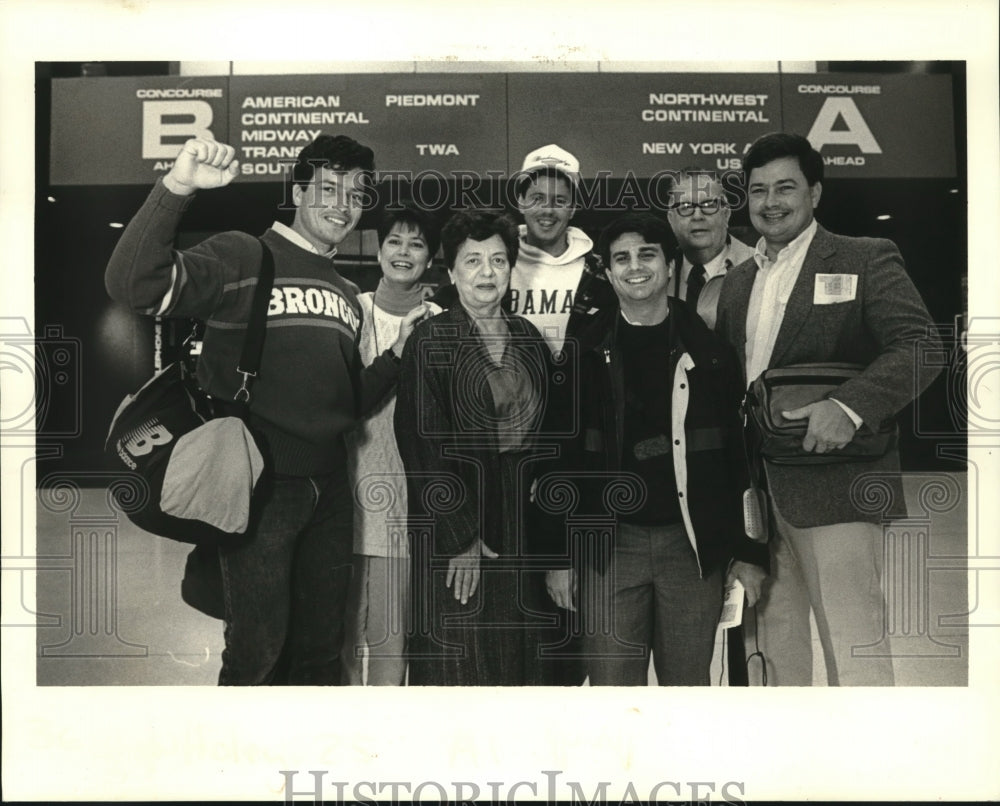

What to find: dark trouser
left=218, top=469, right=353, bottom=685
left=583, top=521, right=723, bottom=686
left=529, top=569, right=587, bottom=686
left=407, top=452, right=566, bottom=686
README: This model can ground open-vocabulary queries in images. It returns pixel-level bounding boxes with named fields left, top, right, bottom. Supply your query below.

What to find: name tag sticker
left=814, top=273, right=857, bottom=304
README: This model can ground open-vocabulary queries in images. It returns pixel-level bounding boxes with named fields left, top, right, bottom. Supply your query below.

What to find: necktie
left=687, top=263, right=707, bottom=311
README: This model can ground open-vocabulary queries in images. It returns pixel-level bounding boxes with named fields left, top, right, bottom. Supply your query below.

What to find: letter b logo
left=123, top=420, right=174, bottom=457
left=141, top=100, right=214, bottom=160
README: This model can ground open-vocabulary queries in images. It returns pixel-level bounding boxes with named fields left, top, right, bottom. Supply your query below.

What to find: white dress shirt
left=745, top=219, right=817, bottom=383
left=745, top=219, right=862, bottom=427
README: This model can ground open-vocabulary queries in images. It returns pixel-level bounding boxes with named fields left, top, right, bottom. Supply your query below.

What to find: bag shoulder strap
left=234, top=237, right=275, bottom=403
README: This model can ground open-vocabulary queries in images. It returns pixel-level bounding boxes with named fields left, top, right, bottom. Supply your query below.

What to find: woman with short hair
left=342, top=203, right=440, bottom=685
left=394, top=210, right=557, bottom=686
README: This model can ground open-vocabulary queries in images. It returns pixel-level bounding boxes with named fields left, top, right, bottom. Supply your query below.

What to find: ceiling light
left=109, top=222, right=124, bottom=229
left=876, top=214, right=892, bottom=221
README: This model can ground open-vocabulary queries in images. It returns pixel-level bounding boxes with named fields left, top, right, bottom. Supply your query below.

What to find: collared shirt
left=271, top=221, right=338, bottom=258
left=745, top=219, right=862, bottom=427
left=744, top=219, right=818, bottom=384
left=678, top=245, right=730, bottom=292
left=676, top=240, right=738, bottom=329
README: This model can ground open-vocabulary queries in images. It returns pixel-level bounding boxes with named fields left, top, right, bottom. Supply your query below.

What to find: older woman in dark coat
left=394, top=210, right=557, bottom=686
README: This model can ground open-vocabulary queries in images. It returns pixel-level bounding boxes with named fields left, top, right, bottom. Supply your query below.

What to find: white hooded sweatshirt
left=510, top=224, right=594, bottom=355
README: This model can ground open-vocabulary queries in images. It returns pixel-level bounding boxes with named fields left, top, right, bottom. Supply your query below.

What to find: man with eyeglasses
left=665, top=168, right=754, bottom=329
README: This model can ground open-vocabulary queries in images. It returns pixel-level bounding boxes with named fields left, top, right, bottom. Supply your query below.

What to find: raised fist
left=163, top=136, right=239, bottom=195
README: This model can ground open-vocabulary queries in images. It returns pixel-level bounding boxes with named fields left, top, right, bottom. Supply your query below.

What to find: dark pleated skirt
left=408, top=452, right=563, bottom=686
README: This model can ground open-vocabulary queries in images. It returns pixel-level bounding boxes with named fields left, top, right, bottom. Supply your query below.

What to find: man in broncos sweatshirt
left=106, top=135, right=427, bottom=685
left=510, top=144, right=617, bottom=684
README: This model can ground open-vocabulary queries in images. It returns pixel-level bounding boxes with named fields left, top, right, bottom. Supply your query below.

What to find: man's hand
left=545, top=568, right=577, bottom=611
left=162, top=137, right=239, bottom=196
left=446, top=538, right=499, bottom=605
left=783, top=398, right=857, bottom=453
left=392, top=303, right=432, bottom=358
left=726, top=560, right=767, bottom=608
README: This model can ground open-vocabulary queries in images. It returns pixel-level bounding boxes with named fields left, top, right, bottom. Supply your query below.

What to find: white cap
left=519, top=144, right=580, bottom=188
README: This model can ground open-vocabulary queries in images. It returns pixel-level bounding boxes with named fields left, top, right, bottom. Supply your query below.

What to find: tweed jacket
left=715, top=225, right=941, bottom=527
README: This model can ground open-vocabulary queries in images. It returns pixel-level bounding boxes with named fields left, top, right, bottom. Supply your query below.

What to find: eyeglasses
left=670, top=198, right=725, bottom=217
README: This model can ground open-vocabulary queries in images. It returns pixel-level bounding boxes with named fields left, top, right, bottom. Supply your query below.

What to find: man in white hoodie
left=511, top=145, right=616, bottom=685
left=510, top=144, right=612, bottom=357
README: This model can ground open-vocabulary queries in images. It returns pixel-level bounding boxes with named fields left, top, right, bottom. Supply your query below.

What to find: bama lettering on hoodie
left=510, top=225, right=593, bottom=355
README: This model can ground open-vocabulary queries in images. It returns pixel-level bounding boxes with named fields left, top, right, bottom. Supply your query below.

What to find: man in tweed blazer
left=715, top=133, right=941, bottom=686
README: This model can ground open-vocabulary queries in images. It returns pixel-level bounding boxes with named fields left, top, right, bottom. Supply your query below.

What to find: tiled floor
left=33, top=474, right=970, bottom=686
left=33, top=488, right=225, bottom=685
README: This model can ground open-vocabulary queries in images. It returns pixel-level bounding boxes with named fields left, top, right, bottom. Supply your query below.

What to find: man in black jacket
left=542, top=212, right=766, bottom=685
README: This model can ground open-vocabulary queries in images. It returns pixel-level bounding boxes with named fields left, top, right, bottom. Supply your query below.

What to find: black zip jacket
left=531, top=297, right=769, bottom=577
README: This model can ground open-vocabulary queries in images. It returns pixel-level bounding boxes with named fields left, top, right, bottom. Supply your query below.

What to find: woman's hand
left=392, top=303, right=432, bottom=358
left=446, top=538, right=499, bottom=605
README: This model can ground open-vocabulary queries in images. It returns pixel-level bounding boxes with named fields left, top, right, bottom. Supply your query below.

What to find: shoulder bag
left=105, top=238, right=275, bottom=547
left=743, top=362, right=897, bottom=465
